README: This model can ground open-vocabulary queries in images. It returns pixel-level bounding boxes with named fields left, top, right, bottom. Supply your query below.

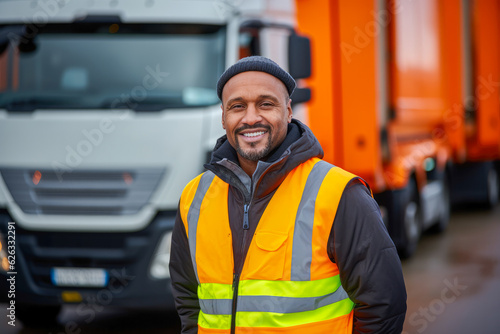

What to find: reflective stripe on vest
left=180, top=158, right=358, bottom=333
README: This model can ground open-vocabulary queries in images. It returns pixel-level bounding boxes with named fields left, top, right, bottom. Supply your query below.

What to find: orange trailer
left=447, top=0, right=500, bottom=207
left=295, top=0, right=500, bottom=257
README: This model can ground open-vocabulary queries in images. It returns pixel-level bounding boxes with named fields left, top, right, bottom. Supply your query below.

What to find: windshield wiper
left=2, top=100, right=46, bottom=111
left=0, top=97, right=74, bottom=111
left=99, top=100, right=181, bottom=112
left=99, top=96, right=184, bottom=111
left=0, top=96, right=184, bottom=111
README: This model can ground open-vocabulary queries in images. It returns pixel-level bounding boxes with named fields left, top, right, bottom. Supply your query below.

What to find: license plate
left=51, top=267, right=109, bottom=288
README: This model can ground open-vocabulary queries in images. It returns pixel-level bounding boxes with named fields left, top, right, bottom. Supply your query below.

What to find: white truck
left=0, top=0, right=310, bottom=326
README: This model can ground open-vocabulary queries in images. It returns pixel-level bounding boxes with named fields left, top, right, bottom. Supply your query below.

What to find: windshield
left=0, top=23, right=225, bottom=111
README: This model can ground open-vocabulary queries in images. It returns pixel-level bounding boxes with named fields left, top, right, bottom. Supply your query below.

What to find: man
left=169, top=56, right=407, bottom=333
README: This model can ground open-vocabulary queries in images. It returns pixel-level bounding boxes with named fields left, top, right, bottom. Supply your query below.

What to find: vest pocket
left=246, top=231, right=288, bottom=280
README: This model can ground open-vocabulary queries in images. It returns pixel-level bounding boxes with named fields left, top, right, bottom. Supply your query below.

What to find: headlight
left=149, top=231, right=172, bottom=279
left=0, top=231, right=9, bottom=272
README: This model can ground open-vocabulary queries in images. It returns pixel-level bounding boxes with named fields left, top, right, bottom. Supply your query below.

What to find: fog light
left=149, top=231, right=172, bottom=279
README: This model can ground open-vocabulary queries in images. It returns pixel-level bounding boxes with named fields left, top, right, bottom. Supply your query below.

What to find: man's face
left=221, top=71, right=293, bottom=163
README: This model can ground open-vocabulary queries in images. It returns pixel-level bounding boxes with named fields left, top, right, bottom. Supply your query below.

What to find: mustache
left=235, top=124, right=271, bottom=134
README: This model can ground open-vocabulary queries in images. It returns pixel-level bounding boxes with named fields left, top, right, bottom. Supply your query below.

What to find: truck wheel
left=486, top=167, right=499, bottom=208
left=399, top=179, right=422, bottom=258
left=450, top=161, right=499, bottom=208
left=17, top=304, right=61, bottom=328
left=432, top=174, right=451, bottom=233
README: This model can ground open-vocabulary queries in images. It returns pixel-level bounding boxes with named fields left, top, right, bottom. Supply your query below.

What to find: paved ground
left=1, top=204, right=499, bottom=334
left=402, top=203, right=500, bottom=334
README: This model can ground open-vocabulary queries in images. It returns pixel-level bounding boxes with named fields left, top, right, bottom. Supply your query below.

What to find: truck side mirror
left=288, top=33, right=311, bottom=79
left=290, top=87, right=311, bottom=106
left=288, top=33, right=312, bottom=104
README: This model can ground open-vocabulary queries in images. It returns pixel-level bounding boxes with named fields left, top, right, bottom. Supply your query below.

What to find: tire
left=398, top=178, right=422, bottom=258
left=16, top=304, right=61, bottom=328
left=431, top=173, right=451, bottom=233
left=486, top=166, right=499, bottom=209
left=449, top=161, right=498, bottom=208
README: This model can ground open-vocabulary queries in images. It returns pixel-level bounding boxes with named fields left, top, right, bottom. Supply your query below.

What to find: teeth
left=243, top=131, right=265, bottom=137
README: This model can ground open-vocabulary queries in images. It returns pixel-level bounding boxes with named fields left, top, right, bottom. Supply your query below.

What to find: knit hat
left=216, top=56, right=296, bottom=100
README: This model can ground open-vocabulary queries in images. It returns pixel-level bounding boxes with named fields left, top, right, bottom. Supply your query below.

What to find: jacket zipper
left=243, top=203, right=250, bottom=229
left=230, top=272, right=240, bottom=334
left=231, top=202, right=251, bottom=334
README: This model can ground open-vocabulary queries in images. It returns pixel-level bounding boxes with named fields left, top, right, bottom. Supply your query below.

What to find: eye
left=261, top=101, right=274, bottom=108
left=229, top=104, right=244, bottom=110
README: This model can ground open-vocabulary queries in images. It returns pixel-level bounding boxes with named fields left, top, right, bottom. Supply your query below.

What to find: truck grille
left=1, top=168, right=165, bottom=215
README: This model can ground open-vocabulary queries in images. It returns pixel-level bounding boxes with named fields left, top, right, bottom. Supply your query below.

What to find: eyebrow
left=226, top=95, right=280, bottom=106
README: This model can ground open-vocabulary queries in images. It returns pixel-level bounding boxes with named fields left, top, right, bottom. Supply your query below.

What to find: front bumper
left=0, top=209, right=176, bottom=310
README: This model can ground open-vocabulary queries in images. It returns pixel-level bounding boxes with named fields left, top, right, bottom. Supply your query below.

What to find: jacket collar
left=204, top=119, right=324, bottom=201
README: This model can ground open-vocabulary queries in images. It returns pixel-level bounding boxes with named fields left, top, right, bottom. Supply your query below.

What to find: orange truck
left=295, top=0, right=500, bottom=257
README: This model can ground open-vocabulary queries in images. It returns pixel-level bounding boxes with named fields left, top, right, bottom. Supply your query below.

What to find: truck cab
left=0, top=0, right=309, bottom=325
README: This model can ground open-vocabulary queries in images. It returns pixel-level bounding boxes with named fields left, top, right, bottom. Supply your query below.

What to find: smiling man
left=169, top=56, right=407, bottom=334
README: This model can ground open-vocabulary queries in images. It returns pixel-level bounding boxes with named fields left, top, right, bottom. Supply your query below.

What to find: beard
left=234, top=124, right=272, bottom=161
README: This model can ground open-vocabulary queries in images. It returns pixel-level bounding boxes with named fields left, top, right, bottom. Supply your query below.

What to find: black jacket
left=169, top=119, right=407, bottom=333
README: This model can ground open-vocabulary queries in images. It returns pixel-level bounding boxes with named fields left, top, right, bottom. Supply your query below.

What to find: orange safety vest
left=179, top=157, right=358, bottom=333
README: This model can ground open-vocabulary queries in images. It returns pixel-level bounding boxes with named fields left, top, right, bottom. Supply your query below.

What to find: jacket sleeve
left=328, top=181, right=407, bottom=333
left=169, top=206, right=200, bottom=334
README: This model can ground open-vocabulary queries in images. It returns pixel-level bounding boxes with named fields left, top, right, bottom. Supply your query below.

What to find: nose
left=241, top=103, right=263, bottom=125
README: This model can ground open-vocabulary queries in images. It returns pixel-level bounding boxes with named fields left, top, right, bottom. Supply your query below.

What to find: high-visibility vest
left=179, top=157, right=358, bottom=333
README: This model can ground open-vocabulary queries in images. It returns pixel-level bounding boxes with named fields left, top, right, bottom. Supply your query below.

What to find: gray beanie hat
left=216, top=56, right=296, bottom=100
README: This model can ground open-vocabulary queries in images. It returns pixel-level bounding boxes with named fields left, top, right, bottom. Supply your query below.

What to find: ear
left=221, top=104, right=226, bottom=129
left=286, top=99, right=293, bottom=123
